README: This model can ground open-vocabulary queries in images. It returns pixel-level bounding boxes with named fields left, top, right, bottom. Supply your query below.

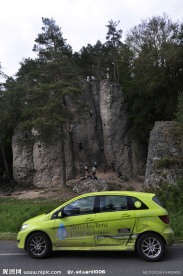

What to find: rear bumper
left=162, top=228, right=174, bottom=246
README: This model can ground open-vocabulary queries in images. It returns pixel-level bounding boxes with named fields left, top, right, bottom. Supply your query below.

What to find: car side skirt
left=52, top=245, right=135, bottom=251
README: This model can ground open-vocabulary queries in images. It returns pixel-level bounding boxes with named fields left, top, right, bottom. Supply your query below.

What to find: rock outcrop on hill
left=145, top=121, right=183, bottom=186
left=12, top=80, right=146, bottom=187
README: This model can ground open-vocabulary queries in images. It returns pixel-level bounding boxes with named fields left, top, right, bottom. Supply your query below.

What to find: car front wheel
left=26, top=232, right=52, bottom=259
left=136, top=233, right=165, bottom=261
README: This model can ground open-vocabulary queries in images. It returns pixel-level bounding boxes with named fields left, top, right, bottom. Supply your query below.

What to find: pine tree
left=176, top=92, right=183, bottom=150
left=0, top=73, right=21, bottom=180
left=105, top=20, right=122, bottom=83
left=18, top=18, right=83, bottom=187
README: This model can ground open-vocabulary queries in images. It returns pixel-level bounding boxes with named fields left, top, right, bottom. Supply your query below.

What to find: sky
left=0, top=0, right=183, bottom=77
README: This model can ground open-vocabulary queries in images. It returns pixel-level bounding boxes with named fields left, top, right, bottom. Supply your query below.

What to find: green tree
left=176, top=92, right=183, bottom=150
left=117, top=44, right=134, bottom=89
left=0, top=65, right=11, bottom=179
left=105, top=20, right=122, bottom=83
left=74, top=43, right=95, bottom=80
left=0, top=72, right=24, bottom=179
left=18, top=18, right=82, bottom=187
left=125, top=14, right=183, bottom=144
left=75, top=21, right=123, bottom=82
left=74, top=40, right=110, bottom=80
left=0, top=91, right=11, bottom=179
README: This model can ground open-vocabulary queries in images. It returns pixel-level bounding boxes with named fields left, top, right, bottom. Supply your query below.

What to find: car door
left=53, top=196, right=96, bottom=248
left=94, top=195, right=136, bottom=246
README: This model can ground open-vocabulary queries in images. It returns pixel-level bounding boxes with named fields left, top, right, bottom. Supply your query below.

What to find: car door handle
left=85, top=218, right=94, bottom=222
left=121, top=213, right=130, bottom=218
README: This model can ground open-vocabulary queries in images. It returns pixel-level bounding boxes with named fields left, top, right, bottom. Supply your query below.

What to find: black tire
left=136, top=233, right=165, bottom=262
left=26, top=232, right=52, bottom=259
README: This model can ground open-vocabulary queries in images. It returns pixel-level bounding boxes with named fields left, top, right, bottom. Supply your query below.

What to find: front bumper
left=17, top=231, right=27, bottom=249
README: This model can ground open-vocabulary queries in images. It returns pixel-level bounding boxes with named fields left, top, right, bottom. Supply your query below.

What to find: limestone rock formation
left=145, top=121, right=183, bottom=187
left=12, top=80, right=146, bottom=187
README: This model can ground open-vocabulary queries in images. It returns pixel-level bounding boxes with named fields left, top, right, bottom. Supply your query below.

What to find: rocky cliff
left=145, top=121, right=183, bottom=186
left=12, top=80, right=146, bottom=187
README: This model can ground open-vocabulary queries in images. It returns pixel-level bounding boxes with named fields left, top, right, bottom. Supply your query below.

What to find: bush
left=144, top=180, right=183, bottom=237
left=154, top=156, right=183, bottom=169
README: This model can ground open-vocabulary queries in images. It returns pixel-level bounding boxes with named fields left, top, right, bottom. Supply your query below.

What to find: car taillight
left=158, top=215, right=170, bottom=224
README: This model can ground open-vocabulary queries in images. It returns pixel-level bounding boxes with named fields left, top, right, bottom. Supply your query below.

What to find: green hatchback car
left=17, top=191, right=174, bottom=261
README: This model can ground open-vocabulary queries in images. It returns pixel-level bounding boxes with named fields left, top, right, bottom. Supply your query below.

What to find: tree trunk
left=60, top=124, right=66, bottom=187
left=69, top=132, right=76, bottom=178
left=0, top=135, right=11, bottom=180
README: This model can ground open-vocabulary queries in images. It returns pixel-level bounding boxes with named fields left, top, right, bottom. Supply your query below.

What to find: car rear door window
left=99, top=195, right=129, bottom=212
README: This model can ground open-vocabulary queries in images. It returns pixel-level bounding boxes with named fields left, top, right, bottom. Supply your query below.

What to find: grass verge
left=0, top=197, right=61, bottom=233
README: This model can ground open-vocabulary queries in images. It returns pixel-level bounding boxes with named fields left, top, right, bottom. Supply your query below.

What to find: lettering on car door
left=95, top=195, right=136, bottom=246
left=54, top=196, right=96, bottom=247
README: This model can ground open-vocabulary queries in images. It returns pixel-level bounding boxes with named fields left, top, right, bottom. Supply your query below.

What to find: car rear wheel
left=136, top=233, right=165, bottom=261
left=26, top=232, right=52, bottom=259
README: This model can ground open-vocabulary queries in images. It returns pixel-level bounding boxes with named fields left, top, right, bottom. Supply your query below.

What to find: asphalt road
left=0, top=241, right=182, bottom=276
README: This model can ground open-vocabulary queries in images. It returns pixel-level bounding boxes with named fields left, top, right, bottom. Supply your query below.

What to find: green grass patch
left=0, top=198, right=61, bottom=233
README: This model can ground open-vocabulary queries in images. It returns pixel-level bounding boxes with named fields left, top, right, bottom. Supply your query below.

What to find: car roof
left=74, top=191, right=155, bottom=198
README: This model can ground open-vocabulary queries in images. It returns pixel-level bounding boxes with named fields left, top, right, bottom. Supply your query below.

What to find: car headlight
left=20, top=224, right=29, bottom=231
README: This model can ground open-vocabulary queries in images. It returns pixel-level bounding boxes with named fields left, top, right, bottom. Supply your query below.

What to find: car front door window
left=53, top=196, right=96, bottom=247
left=63, top=196, right=95, bottom=216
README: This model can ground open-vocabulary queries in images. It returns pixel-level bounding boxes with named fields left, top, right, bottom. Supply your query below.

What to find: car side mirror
left=55, top=210, right=69, bottom=219
left=57, top=211, right=62, bottom=218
